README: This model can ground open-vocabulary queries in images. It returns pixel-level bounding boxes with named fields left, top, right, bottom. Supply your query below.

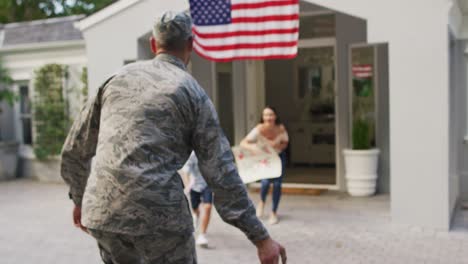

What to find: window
left=19, top=85, right=32, bottom=145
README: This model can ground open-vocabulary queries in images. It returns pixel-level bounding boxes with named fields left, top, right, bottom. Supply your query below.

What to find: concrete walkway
left=1, top=180, right=467, bottom=264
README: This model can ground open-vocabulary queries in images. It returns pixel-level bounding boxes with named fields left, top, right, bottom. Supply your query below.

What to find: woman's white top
left=246, top=125, right=289, bottom=153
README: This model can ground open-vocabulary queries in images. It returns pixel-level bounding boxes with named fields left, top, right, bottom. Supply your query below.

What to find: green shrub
left=81, top=66, right=88, bottom=102
left=0, top=59, right=15, bottom=111
left=0, top=59, right=17, bottom=141
left=33, top=64, right=70, bottom=160
left=0, top=90, right=16, bottom=109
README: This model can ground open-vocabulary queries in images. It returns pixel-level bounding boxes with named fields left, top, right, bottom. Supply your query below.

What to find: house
left=75, top=0, right=468, bottom=231
left=1, top=0, right=468, bottom=232
left=0, top=15, right=87, bottom=180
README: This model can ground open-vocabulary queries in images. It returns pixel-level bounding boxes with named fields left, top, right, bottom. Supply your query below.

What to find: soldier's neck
left=156, top=50, right=187, bottom=65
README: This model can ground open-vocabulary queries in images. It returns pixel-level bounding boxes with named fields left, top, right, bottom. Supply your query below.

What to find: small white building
left=0, top=15, right=87, bottom=177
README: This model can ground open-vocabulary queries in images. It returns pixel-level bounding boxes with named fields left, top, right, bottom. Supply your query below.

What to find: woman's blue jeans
left=260, top=152, right=286, bottom=213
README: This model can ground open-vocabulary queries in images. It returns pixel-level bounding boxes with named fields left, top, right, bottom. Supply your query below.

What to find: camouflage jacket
left=61, top=54, right=269, bottom=242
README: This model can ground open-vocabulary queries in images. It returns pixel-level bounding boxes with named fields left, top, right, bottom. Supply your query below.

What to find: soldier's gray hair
left=153, top=11, right=193, bottom=51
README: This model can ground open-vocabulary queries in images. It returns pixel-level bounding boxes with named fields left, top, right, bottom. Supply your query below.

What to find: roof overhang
left=0, top=40, right=85, bottom=53
left=75, top=0, right=142, bottom=31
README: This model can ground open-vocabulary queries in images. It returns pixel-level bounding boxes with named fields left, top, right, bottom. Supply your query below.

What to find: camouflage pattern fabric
left=89, top=228, right=197, bottom=264
left=61, top=53, right=269, bottom=242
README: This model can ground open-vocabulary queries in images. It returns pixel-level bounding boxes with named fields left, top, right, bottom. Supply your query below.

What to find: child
left=181, top=152, right=213, bottom=248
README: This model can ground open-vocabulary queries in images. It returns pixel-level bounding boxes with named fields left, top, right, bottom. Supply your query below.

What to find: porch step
left=249, top=186, right=326, bottom=196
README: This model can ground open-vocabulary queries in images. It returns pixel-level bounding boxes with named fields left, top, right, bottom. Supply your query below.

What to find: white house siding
left=304, top=0, right=455, bottom=230
left=80, top=0, right=188, bottom=95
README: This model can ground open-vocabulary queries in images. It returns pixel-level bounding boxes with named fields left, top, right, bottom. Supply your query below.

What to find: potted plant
left=0, top=60, right=19, bottom=181
left=343, top=118, right=380, bottom=196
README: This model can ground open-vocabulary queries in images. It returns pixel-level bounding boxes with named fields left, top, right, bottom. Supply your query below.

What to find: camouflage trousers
left=88, top=229, right=197, bottom=264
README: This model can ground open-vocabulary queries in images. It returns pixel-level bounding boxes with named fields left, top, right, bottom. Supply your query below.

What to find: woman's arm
left=240, top=138, right=258, bottom=152
left=276, top=141, right=288, bottom=152
left=274, top=125, right=289, bottom=152
left=240, top=125, right=261, bottom=153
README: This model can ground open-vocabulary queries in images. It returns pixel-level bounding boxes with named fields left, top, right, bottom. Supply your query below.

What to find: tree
left=0, top=1, right=48, bottom=24
left=55, top=0, right=118, bottom=17
left=0, top=0, right=118, bottom=24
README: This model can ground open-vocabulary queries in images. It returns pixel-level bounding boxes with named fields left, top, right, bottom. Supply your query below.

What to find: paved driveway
left=1, top=180, right=467, bottom=264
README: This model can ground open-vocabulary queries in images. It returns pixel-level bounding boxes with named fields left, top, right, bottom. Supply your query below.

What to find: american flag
left=189, top=0, right=299, bottom=62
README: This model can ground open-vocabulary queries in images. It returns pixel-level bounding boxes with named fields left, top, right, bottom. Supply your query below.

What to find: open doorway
left=265, top=43, right=337, bottom=185
left=260, top=2, right=368, bottom=188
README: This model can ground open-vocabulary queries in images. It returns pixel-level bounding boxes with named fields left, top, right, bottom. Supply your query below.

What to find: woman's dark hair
left=260, top=106, right=282, bottom=125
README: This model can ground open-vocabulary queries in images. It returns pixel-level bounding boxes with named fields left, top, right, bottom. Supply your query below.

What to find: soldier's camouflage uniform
left=61, top=54, right=269, bottom=264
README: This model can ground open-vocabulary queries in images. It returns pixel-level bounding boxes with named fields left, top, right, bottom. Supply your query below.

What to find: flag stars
left=190, top=0, right=231, bottom=26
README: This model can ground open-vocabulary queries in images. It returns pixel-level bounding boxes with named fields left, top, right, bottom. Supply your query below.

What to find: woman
left=241, top=106, right=289, bottom=225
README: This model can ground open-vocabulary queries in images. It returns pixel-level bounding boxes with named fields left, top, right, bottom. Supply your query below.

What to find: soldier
left=61, top=11, right=287, bottom=264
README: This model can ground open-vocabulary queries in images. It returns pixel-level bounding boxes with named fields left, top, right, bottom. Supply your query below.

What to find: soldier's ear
left=150, top=37, right=157, bottom=54
left=187, top=37, right=193, bottom=52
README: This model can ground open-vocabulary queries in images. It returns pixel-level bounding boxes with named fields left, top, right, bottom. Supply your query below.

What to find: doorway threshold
left=248, top=182, right=339, bottom=196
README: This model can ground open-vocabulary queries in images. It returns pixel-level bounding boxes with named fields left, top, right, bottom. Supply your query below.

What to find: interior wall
left=264, top=59, right=298, bottom=127
left=215, top=62, right=235, bottom=145
left=375, top=44, right=391, bottom=195
left=449, top=37, right=467, bottom=214
left=232, top=61, right=248, bottom=145
left=461, top=48, right=468, bottom=201
left=245, top=61, right=265, bottom=133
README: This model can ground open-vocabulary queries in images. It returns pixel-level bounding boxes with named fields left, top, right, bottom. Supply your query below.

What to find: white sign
left=232, top=141, right=282, bottom=184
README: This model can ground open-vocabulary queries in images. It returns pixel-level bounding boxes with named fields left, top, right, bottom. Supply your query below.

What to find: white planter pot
left=0, top=141, right=19, bottom=181
left=343, top=148, right=380, bottom=197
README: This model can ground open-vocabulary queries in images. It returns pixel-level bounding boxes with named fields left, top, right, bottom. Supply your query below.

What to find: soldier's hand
left=255, top=237, right=287, bottom=264
left=73, top=205, right=88, bottom=233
